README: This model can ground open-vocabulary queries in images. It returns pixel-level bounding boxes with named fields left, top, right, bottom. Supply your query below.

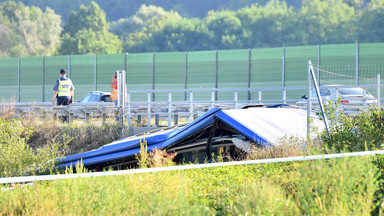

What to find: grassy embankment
left=1, top=101, right=384, bottom=215
left=0, top=155, right=381, bottom=215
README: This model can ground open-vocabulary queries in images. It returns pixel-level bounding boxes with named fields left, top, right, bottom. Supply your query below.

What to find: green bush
left=322, top=107, right=384, bottom=152
left=0, top=118, right=66, bottom=177
left=370, top=155, right=384, bottom=215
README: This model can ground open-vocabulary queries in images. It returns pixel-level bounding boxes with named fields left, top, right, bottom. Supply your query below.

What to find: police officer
left=52, top=69, right=75, bottom=106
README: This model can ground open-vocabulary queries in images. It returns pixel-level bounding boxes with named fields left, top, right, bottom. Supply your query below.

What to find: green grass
left=0, top=156, right=381, bottom=215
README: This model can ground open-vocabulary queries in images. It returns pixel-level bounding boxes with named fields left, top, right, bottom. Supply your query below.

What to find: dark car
left=78, top=91, right=113, bottom=103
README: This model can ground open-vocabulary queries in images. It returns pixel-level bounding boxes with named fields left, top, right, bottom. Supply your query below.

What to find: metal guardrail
left=125, top=85, right=382, bottom=126
left=125, top=86, right=308, bottom=127
left=1, top=84, right=382, bottom=126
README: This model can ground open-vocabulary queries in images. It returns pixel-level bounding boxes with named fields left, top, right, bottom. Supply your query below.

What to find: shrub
left=321, top=107, right=384, bottom=152
left=370, top=154, right=384, bottom=215
left=0, top=118, right=67, bottom=177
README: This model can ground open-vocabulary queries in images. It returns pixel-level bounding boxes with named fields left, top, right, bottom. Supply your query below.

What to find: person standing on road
left=52, top=69, right=75, bottom=106
left=110, top=70, right=118, bottom=104
left=110, top=71, right=120, bottom=121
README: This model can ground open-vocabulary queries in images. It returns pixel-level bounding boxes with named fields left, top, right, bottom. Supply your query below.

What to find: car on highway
left=78, top=91, right=113, bottom=103
left=296, top=86, right=377, bottom=112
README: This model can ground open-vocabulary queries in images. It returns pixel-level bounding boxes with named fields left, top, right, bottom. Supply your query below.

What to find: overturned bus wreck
left=56, top=104, right=325, bottom=170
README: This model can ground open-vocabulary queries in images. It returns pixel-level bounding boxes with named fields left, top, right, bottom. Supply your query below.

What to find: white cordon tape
left=1, top=150, right=384, bottom=184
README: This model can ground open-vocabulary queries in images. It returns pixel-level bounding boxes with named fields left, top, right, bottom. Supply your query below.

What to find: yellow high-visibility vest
left=58, top=79, right=72, bottom=97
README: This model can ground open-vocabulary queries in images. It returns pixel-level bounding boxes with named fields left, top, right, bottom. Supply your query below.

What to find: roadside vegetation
left=0, top=104, right=121, bottom=177
left=0, top=156, right=381, bottom=215
left=1, top=104, right=384, bottom=214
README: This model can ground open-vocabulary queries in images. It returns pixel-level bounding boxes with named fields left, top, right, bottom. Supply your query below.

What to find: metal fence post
left=363, top=88, right=367, bottom=110
left=94, top=54, right=97, bottom=91
left=211, top=89, right=215, bottom=109
left=124, top=53, right=128, bottom=74
left=307, top=61, right=312, bottom=138
left=282, top=47, right=286, bottom=103
left=258, top=90, right=262, bottom=104
left=122, top=70, right=126, bottom=125
left=152, top=52, right=155, bottom=101
left=185, top=51, right=188, bottom=101
left=378, top=74, right=381, bottom=108
left=117, top=70, right=126, bottom=125
left=317, top=44, right=320, bottom=86
left=18, top=57, right=20, bottom=102
left=356, top=43, right=359, bottom=85
left=168, top=91, right=172, bottom=126
left=189, top=91, right=193, bottom=122
left=42, top=56, right=45, bottom=102
left=174, top=114, right=178, bottom=126
left=127, top=92, right=131, bottom=127
left=215, top=50, right=218, bottom=101
left=137, top=115, right=142, bottom=125
left=147, top=92, right=151, bottom=127
left=155, top=114, right=160, bottom=126
left=234, top=90, right=238, bottom=109
left=335, top=88, right=340, bottom=116
left=309, top=61, right=329, bottom=135
left=248, top=48, right=251, bottom=101
left=67, top=55, right=71, bottom=78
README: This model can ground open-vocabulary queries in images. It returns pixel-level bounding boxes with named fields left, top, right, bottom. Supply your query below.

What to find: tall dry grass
left=27, top=118, right=121, bottom=155
left=136, top=137, right=177, bottom=168
left=0, top=101, right=122, bottom=156
left=246, top=136, right=316, bottom=160
left=0, top=98, right=16, bottom=119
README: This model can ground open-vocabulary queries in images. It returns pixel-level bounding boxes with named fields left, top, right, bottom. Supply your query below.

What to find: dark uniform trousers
left=57, top=96, right=71, bottom=122
left=57, top=96, right=71, bottom=106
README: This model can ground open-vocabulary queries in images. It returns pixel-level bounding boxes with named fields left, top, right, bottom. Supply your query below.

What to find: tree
left=343, top=0, right=365, bottom=12
left=57, top=1, right=122, bottom=55
left=205, top=10, right=243, bottom=49
left=0, top=1, right=62, bottom=57
left=3, top=0, right=93, bottom=21
left=125, top=16, right=211, bottom=52
left=123, top=7, right=186, bottom=52
left=235, top=1, right=293, bottom=48
left=358, top=7, right=384, bottom=42
left=289, top=0, right=356, bottom=45
left=367, top=0, right=384, bottom=10
left=110, top=4, right=172, bottom=41
left=0, top=24, right=12, bottom=57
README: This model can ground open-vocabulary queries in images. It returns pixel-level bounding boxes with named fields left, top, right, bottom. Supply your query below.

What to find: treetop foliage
left=0, top=1, right=61, bottom=57
left=0, top=0, right=383, bottom=57
left=58, top=2, right=121, bottom=55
